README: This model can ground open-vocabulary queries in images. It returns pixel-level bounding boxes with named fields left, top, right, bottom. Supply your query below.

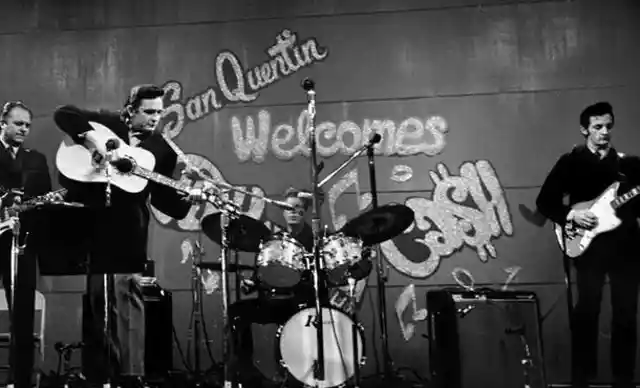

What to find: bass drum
left=277, top=306, right=365, bottom=388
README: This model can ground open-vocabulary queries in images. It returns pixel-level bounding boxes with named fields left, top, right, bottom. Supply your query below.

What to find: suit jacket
left=0, top=143, right=52, bottom=277
left=0, top=145, right=52, bottom=203
left=48, top=105, right=191, bottom=274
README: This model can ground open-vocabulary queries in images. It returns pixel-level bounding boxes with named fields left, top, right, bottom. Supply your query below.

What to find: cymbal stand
left=103, top=151, right=115, bottom=388
left=366, top=142, right=395, bottom=381
left=302, top=78, right=326, bottom=385
left=187, top=237, right=207, bottom=383
left=347, top=277, right=361, bottom=388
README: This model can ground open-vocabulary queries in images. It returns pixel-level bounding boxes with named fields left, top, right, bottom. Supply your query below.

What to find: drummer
left=229, top=187, right=329, bottom=387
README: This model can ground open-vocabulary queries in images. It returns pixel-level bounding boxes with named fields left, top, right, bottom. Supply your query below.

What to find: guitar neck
left=612, top=185, right=640, bottom=209
left=131, top=166, right=190, bottom=194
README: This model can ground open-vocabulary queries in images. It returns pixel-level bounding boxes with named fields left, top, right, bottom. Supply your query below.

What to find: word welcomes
left=161, top=29, right=328, bottom=139
left=230, top=109, right=448, bottom=163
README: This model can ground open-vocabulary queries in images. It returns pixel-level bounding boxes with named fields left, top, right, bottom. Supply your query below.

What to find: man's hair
left=283, top=187, right=312, bottom=210
left=0, top=101, right=32, bottom=123
left=124, top=84, right=165, bottom=110
left=580, top=101, right=614, bottom=128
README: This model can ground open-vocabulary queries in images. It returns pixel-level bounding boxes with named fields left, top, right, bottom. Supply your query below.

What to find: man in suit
left=0, top=101, right=55, bottom=388
left=53, top=84, right=206, bottom=388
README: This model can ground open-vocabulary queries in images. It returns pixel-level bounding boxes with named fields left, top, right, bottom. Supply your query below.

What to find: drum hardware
left=316, top=126, right=415, bottom=382
left=205, top=194, right=242, bottom=388
left=185, top=236, right=224, bottom=384
left=347, top=277, right=361, bottom=388
left=196, top=261, right=254, bottom=272
left=301, top=77, right=328, bottom=385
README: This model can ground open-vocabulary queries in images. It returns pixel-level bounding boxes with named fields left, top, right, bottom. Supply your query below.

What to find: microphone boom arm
left=318, top=146, right=368, bottom=188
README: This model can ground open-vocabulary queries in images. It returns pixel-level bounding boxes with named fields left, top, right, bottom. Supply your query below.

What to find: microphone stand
left=367, top=141, right=396, bottom=382
left=103, top=145, right=116, bottom=388
left=206, top=193, right=241, bottom=388
left=303, top=79, right=326, bottom=385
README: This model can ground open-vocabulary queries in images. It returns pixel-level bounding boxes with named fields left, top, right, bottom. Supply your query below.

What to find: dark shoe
left=613, top=378, right=635, bottom=388
left=120, top=375, right=148, bottom=388
left=571, top=375, right=588, bottom=388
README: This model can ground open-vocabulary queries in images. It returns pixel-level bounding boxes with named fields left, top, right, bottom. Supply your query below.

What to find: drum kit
left=198, top=203, right=413, bottom=388
left=190, top=79, right=415, bottom=388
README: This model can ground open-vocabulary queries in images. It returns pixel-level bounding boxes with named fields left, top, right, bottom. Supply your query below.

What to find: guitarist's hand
left=185, top=181, right=216, bottom=203
left=570, top=209, right=598, bottom=229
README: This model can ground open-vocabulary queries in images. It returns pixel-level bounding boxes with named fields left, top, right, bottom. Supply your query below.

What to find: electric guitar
left=56, top=121, right=156, bottom=193
left=56, top=122, right=197, bottom=197
left=554, top=181, right=640, bottom=258
left=0, top=187, right=69, bottom=235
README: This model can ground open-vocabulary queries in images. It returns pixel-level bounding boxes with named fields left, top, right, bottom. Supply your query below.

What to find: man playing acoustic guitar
left=54, top=84, right=207, bottom=388
left=537, top=101, right=640, bottom=388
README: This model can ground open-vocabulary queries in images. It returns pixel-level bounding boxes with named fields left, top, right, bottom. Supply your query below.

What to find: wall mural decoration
left=381, top=161, right=513, bottom=279
left=161, top=29, right=329, bottom=140
left=148, top=28, right=516, bottom=326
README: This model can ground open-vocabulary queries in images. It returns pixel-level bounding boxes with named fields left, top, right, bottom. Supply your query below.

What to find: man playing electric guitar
left=536, top=102, right=640, bottom=388
left=0, top=100, right=63, bottom=388
left=53, top=84, right=206, bottom=388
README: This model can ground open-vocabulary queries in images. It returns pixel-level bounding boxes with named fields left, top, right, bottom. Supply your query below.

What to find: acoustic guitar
left=56, top=121, right=158, bottom=193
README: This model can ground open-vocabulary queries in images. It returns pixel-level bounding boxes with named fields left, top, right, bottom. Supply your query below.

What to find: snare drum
left=256, top=233, right=308, bottom=288
left=321, top=233, right=364, bottom=285
left=277, top=305, right=365, bottom=388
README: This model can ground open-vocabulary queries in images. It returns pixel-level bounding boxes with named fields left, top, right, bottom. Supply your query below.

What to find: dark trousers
left=571, top=236, right=640, bottom=383
left=0, top=231, right=37, bottom=388
left=83, top=274, right=145, bottom=382
left=229, top=296, right=300, bottom=380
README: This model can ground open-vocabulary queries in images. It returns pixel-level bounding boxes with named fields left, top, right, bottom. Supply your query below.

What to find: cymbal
left=340, top=204, right=414, bottom=246
left=201, top=213, right=270, bottom=253
left=196, top=262, right=254, bottom=272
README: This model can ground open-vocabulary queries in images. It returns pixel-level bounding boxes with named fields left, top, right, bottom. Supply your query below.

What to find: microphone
left=301, top=78, right=315, bottom=91
left=273, top=199, right=296, bottom=211
left=366, top=133, right=382, bottom=148
left=105, top=138, right=120, bottom=151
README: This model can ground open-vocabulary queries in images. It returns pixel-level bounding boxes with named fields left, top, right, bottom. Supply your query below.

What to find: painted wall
left=1, top=0, right=639, bottom=383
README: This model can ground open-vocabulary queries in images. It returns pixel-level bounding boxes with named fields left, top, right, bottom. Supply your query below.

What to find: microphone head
left=301, top=78, right=315, bottom=91
left=370, top=133, right=382, bottom=144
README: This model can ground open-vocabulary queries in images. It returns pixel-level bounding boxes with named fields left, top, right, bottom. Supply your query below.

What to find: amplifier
left=81, top=279, right=173, bottom=381
left=427, top=288, right=547, bottom=388
left=141, top=282, right=173, bottom=379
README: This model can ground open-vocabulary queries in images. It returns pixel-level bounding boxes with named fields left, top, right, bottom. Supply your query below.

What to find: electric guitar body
left=555, top=181, right=639, bottom=258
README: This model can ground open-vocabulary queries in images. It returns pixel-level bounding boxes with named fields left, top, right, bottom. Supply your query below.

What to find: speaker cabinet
left=82, top=280, right=173, bottom=381
left=142, top=284, right=173, bottom=379
left=427, top=288, right=546, bottom=388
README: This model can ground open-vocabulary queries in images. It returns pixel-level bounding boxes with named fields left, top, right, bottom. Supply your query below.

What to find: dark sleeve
left=148, top=150, right=191, bottom=221
left=536, top=153, right=573, bottom=224
left=24, top=152, right=52, bottom=197
left=53, top=105, right=123, bottom=143
left=620, top=155, right=640, bottom=216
